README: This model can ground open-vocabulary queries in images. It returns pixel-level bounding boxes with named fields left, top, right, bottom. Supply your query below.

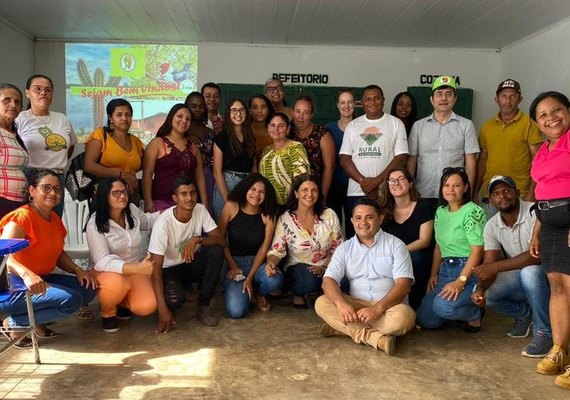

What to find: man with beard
left=471, top=175, right=552, bottom=357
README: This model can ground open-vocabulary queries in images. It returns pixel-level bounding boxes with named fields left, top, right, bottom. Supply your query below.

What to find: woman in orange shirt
left=0, top=169, right=98, bottom=348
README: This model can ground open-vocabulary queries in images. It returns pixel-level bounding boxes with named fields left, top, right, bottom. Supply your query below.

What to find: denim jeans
left=409, top=249, right=433, bottom=311
left=0, top=273, right=96, bottom=327
left=416, top=257, right=482, bottom=329
left=224, top=256, right=284, bottom=319
left=213, top=171, right=247, bottom=221
left=285, top=263, right=323, bottom=297
left=485, top=265, right=551, bottom=336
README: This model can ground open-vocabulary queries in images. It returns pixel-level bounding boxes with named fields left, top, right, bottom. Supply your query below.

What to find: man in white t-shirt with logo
left=340, top=84, right=408, bottom=237
left=149, top=176, right=225, bottom=332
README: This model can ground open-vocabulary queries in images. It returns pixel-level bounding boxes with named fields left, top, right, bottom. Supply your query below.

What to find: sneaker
left=116, top=307, right=133, bottom=320
left=196, top=306, right=218, bottom=327
left=521, top=334, right=553, bottom=358
left=376, top=335, right=396, bottom=356
left=101, top=317, right=119, bottom=333
left=537, top=345, right=570, bottom=375
left=317, top=322, right=342, bottom=337
left=555, top=366, right=570, bottom=390
left=508, top=316, right=532, bottom=338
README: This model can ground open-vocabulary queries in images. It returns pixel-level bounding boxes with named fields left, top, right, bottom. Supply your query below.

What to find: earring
left=109, top=122, right=115, bottom=130
left=29, top=195, right=33, bottom=202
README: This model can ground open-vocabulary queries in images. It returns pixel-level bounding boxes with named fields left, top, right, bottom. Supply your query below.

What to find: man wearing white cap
left=473, top=79, right=542, bottom=217
left=407, top=76, right=480, bottom=206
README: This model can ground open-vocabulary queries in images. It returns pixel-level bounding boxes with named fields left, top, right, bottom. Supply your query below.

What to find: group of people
left=0, top=74, right=568, bottom=391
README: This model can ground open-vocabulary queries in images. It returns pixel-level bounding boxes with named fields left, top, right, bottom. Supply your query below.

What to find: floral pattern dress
left=289, top=123, right=329, bottom=179
left=267, top=208, right=343, bottom=270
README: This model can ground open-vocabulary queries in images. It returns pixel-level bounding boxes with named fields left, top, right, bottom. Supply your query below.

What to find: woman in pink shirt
left=529, top=91, right=570, bottom=390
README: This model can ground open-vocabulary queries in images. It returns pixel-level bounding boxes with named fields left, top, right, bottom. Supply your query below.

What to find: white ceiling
left=2, top=0, right=570, bottom=49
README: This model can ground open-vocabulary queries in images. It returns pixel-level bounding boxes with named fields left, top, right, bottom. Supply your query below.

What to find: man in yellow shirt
left=473, top=79, right=543, bottom=216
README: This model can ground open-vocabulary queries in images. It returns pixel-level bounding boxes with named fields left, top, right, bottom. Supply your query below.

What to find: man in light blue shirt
left=315, top=198, right=416, bottom=355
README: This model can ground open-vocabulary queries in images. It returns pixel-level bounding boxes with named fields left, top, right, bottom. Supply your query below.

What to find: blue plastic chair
left=0, top=239, right=40, bottom=364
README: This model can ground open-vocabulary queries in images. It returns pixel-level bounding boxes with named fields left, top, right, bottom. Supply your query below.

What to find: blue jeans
left=213, top=171, right=247, bottom=221
left=416, top=257, right=482, bottom=329
left=409, top=249, right=433, bottom=311
left=285, top=263, right=323, bottom=297
left=225, top=256, right=283, bottom=319
left=485, top=265, right=551, bottom=336
left=0, top=273, right=96, bottom=327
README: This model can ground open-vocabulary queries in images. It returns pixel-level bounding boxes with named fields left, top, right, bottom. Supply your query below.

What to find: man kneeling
left=315, top=198, right=416, bottom=355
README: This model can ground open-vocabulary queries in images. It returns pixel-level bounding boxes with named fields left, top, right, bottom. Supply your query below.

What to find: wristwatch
left=458, top=275, right=468, bottom=285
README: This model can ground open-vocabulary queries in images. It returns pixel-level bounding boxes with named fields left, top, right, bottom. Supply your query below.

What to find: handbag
left=65, top=130, right=107, bottom=201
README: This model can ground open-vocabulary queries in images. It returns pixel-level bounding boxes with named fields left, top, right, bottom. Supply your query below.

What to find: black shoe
left=116, top=307, right=133, bottom=320
left=463, top=308, right=486, bottom=333
left=101, top=317, right=119, bottom=333
left=292, top=296, right=308, bottom=310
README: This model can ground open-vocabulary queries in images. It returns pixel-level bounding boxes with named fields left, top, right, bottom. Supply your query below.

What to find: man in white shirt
left=471, top=175, right=551, bottom=357
left=315, top=198, right=416, bottom=355
left=149, top=176, right=225, bottom=332
left=340, top=84, right=409, bottom=237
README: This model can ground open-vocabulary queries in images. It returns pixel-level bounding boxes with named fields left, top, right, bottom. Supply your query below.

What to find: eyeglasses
left=36, top=184, right=62, bottom=194
left=30, top=85, right=53, bottom=95
left=111, top=189, right=129, bottom=199
left=230, top=108, right=246, bottom=115
left=387, top=177, right=408, bottom=186
left=490, top=188, right=515, bottom=199
left=266, top=86, right=284, bottom=94
left=442, top=167, right=465, bottom=175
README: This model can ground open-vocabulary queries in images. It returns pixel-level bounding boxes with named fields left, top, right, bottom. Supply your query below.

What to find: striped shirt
left=408, top=112, right=479, bottom=198
left=0, top=128, right=29, bottom=201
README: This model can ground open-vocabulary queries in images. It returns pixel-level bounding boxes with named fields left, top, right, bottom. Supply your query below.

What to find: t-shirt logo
left=38, top=126, right=67, bottom=152
left=360, top=126, right=382, bottom=146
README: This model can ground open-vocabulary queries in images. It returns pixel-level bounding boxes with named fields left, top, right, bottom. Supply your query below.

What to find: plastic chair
left=0, top=239, right=40, bottom=364
left=62, top=200, right=90, bottom=259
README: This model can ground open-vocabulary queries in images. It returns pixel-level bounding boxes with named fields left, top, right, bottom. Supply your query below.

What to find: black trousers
left=162, top=245, right=223, bottom=309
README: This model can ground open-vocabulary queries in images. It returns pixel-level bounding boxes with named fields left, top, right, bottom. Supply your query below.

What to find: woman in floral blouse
left=266, top=174, right=343, bottom=309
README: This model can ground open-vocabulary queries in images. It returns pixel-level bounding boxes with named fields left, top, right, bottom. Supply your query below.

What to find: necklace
left=30, top=110, right=52, bottom=125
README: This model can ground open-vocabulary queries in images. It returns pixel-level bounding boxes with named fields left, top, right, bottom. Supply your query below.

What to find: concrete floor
left=0, top=295, right=567, bottom=400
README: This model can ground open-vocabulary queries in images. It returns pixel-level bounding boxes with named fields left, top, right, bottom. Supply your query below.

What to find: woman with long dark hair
left=219, top=173, right=282, bottom=318
left=267, top=174, right=343, bottom=309
left=142, top=103, right=207, bottom=212
left=212, top=98, right=257, bottom=220
left=249, top=94, right=274, bottom=157
left=87, top=177, right=158, bottom=333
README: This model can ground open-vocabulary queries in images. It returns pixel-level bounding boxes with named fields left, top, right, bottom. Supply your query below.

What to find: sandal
left=257, top=296, right=272, bottom=312
left=463, top=308, right=486, bottom=333
left=76, top=305, right=95, bottom=320
left=35, top=327, right=58, bottom=339
left=13, top=337, right=34, bottom=350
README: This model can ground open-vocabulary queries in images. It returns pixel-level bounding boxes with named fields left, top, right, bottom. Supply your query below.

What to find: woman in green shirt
left=416, top=167, right=487, bottom=332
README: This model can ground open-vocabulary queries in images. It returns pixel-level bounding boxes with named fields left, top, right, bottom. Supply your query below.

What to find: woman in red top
left=529, top=91, right=570, bottom=389
left=0, top=169, right=98, bottom=348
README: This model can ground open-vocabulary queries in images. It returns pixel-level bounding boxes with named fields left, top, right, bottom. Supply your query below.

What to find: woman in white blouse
left=86, top=177, right=159, bottom=333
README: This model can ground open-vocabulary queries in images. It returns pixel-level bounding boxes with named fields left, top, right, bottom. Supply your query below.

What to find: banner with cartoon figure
left=65, top=43, right=198, bottom=144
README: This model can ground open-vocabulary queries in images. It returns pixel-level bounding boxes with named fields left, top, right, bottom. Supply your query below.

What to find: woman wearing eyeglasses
left=143, top=104, right=207, bottom=212
left=381, top=167, right=435, bottom=310
left=212, top=98, right=257, bottom=220
left=0, top=84, right=29, bottom=218
left=15, top=75, right=76, bottom=217
left=0, top=169, right=97, bottom=347
left=528, top=91, right=570, bottom=389
left=416, top=167, right=487, bottom=332
left=87, top=177, right=159, bottom=333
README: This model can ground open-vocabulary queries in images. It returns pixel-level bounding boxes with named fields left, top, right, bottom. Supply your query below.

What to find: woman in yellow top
left=84, top=98, right=144, bottom=205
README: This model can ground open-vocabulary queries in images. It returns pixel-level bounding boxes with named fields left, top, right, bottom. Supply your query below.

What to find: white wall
left=0, top=19, right=34, bottom=93
left=199, top=43, right=501, bottom=128
left=36, top=41, right=501, bottom=129
left=501, top=18, right=570, bottom=113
